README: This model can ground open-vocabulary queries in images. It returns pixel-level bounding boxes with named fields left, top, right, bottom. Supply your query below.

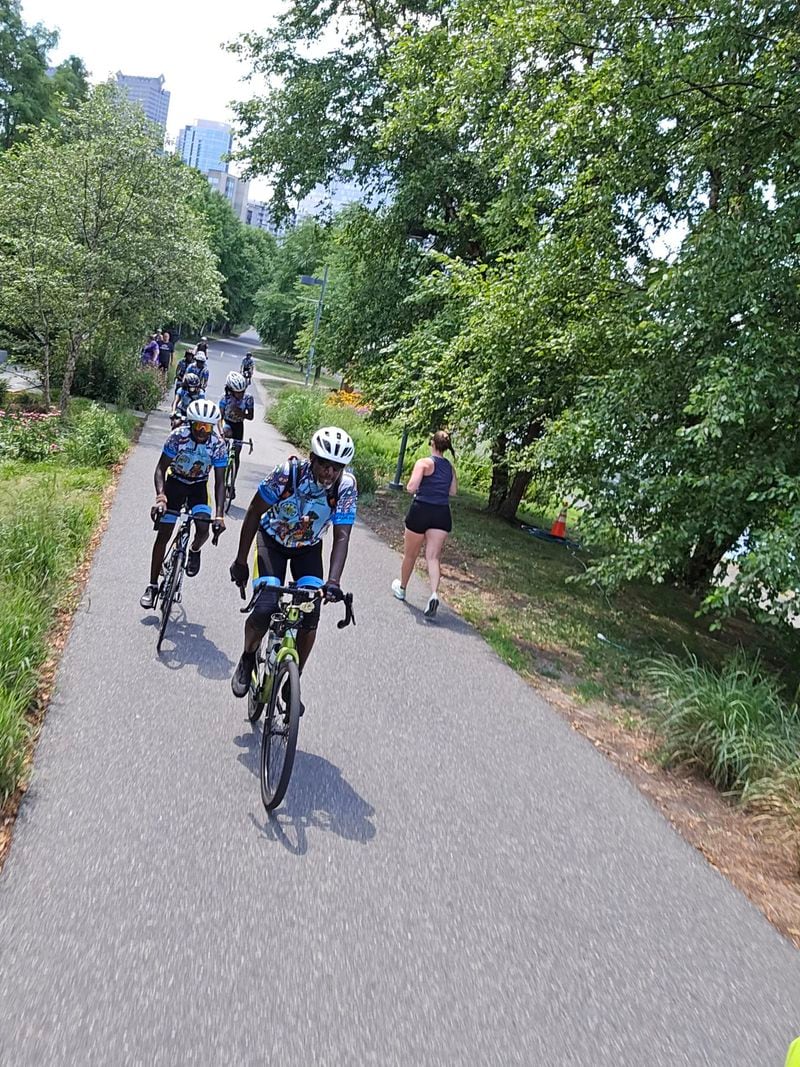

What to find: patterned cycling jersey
left=186, top=362, right=209, bottom=389
left=219, top=392, right=254, bottom=424
left=162, top=425, right=228, bottom=484
left=174, top=386, right=205, bottom=416
left=174, top=358, right=193, bottom=385
left=258, top=459, right=357, bottom=548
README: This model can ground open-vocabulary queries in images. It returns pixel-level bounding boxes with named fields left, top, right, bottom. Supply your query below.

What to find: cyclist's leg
left=148, top=477, right=184, bottom=585
left=227, top=423, right=244, bottom=482
left=289, top=541, right=324, bottom=672
left=243, top=532, right=288, bottom=653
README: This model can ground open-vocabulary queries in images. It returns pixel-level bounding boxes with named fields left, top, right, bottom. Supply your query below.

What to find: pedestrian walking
left=391, top=430, right=457, bottom=619
left=157, top=330, right=173, bottom=387
left=140, top=333, right=159, bottom=368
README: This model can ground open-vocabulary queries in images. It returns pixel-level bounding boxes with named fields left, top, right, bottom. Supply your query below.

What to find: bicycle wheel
left=260, top=658, right=300, bottom=811
left=224, top=462, right=235, bottom=514
left=247, top=649, right=269, bottom=723
left=157, top=549, right=182, bottom=653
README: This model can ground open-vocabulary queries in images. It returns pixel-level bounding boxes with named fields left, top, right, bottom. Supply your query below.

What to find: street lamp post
left=300, top=266, right=329, bottom=386
left=389, top=427, right=410, bottom=490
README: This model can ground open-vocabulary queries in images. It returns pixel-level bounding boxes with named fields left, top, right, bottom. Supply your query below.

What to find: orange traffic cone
left=550, top=507, right=567, bottom=539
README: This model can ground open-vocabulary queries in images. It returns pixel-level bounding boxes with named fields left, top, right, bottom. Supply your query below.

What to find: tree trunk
left=41, top=340, right=51, bottom=408
left=314, top=363, right=322, bottom=384
left=681, top=534, right=737, bottom=592
left=59, top=339, right=80, bottom=414
left=487, top=434, right=509, bottom=513
left=497, top=471, right=534, bottom=522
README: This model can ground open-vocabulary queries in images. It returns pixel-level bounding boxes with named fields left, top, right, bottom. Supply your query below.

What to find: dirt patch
left=360, top=489, right=800, bottom=949
left=0, top=432, right=140, bottom=873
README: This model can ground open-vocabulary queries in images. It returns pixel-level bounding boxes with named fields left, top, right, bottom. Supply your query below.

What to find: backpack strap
left=278, top=456, right=300, bottom=502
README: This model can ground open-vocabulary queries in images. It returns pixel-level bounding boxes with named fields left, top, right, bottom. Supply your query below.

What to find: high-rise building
left=207, top=170, right=250, bottom=222
left=176, top=120, right=233, bottom=175
left=245, top=201, right=281, bottom=235
left=114, top=73, right=170, bottom=129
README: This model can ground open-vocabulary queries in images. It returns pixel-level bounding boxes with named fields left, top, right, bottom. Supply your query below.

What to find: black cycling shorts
left=225, top=420, right=244, bottom=442
left=253, top=532, right=324, bottom=631
left=161, top=476, right=211, bottom=526
left=405, top=499, right=452, bottom=534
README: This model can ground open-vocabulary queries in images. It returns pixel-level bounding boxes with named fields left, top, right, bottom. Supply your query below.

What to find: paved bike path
left=1, top=340, right=798, bottom=1065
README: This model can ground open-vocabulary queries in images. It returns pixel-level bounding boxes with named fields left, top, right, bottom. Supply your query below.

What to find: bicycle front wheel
left=157, top=551, right=182, bottom=653
left=224, top=463, right=235, bottom=514
left=261, top=659, right=300, bottom=811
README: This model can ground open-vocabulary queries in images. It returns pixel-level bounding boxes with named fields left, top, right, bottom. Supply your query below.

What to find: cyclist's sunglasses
left=191, top=421, right=214, bottom=434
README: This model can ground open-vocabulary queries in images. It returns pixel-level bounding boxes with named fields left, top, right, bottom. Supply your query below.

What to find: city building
left=245, top=201, right=282, bottom=236
left=207, top=170, right=250, bottom=222
left=114, top=73, right=170, bottom=129
left=295, top=176, right=367, bottom=219
left=176, top=120, right=233, bottom=175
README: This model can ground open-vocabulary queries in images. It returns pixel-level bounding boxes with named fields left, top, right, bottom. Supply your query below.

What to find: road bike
left=223, top=436, right=253, bottom=514
left=239, top=577, right=355, bottom=811
left=154, top=507, right=223, bottom=653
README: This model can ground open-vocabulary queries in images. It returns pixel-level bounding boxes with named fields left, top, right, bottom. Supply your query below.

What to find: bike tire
left=224, top=463, right=235, bottom=514
left=247, top=651, right=268, bottom=723
left=260, top=658, right=300, bottom=811
left=156, top=550, right=182, bottom=653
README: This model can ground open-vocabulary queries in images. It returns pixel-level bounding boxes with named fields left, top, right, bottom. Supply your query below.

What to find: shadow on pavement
left=141, top=615, right=235, bottom=678
left=234, top=731, right=376, bottom=855
left=398, top=599, right=476, bottom=636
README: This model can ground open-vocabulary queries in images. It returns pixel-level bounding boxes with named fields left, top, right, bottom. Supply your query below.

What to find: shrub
left=645, top=651, right=800, bottom=795
left=63, top=403, right=129, bottom=468
left=0, top=409, right=61, bottom=462
left=0, top=688, right=30, bottom=802
left=0, top=380, right=7, bottom=409
left=122, top=366, right=162, bottom=412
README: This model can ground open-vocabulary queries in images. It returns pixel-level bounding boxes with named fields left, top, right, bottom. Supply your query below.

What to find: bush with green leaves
left=0, top=410, right=61, bottom=461
left=121, top=366, right=163, bottom=413
left=645, top=652, right=800, bottom=796
left=62, top=403, right=129, bottom=468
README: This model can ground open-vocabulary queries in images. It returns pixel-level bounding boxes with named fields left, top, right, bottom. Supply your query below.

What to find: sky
left=20, top=0, right=283, bottom=200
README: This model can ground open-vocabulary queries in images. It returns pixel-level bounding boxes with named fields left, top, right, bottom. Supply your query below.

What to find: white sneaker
left=424, top=595, right=439, bottom=619
left=391, top=579, right=406, bottom=601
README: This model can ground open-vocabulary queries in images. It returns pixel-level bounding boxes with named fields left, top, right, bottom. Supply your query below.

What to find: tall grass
left=645, top=651, right=800, bottom=796
left=0, top=402, right=134, bottom=801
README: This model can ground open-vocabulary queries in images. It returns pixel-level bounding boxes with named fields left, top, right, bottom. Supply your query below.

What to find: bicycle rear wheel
left=157, top=550, right=182, bottom=653
left=260, top=659, right=300, bottom=811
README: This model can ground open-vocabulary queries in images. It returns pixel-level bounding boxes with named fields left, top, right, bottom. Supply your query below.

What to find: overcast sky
left=20, top=0, right=283, bottom=198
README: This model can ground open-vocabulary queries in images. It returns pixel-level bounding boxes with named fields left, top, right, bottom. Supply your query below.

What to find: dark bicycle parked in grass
left=239, top=576, right=355, bottom=811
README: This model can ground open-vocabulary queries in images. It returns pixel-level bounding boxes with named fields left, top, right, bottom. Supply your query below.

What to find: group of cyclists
left=141, top=341, right=355, bottom=705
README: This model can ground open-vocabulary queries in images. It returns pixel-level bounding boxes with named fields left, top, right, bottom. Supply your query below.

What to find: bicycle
left=238, top=577, right=355, bottom=811
left=154, top=508, right=223, bottom=653
left=223, top=436, right=253, bottom=514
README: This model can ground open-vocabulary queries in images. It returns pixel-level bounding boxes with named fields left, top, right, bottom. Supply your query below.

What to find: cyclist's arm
left=212, top=466, right=226, bottom=519
left=328, top=525, right=352, bottom=584
left=234, top=492, right=270, bottom=565
left=244, top=400, right=254, bottom=421
left=154, top=453, right=171, bottom=497
left=406, top=458, right=432, bottom=494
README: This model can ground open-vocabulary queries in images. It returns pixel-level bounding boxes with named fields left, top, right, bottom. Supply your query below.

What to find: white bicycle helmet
left=186, top=399, right=221, bottom=424
left=226, top=370, right=247, bottom=391
left=310, top=426, right=355, bottom=465
left=194, top=351, right=208, bottom=364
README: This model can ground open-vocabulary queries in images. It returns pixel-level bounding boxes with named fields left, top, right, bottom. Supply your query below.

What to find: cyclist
left=140, top=399, right=228, bottom=610
left=187, top=350, right=209, bottom=390
left=241, top=352, right=255, bottom=384
left=195, top=336, right=209, bottom=357
left=229, top=426, right=357, bottom=703
left=218, top=370, right=254, bottom=499
left=171, top=371, right=204, bottom=425
left=173, top=347, right=195, bottom=395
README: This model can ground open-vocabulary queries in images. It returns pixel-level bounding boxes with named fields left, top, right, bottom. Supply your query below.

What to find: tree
left=192, top=182, right=276, bottom=333
left=0, top=84, right=223, bottom=411
left=0, top=0, right=56, bottom=149
left=251, top=219, right=328, bottom=357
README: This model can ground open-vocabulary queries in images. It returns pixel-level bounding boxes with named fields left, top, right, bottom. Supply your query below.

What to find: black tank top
left=415, top=455, right=452, bottom=506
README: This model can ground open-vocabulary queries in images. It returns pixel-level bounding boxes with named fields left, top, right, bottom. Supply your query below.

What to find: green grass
left=0, top=401, right=137, bottom=801
left=254, top=356, right=339, bottom=389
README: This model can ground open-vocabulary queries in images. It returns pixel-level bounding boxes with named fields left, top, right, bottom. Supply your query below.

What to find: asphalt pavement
left=1, top=334, right=798, bottom=1065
